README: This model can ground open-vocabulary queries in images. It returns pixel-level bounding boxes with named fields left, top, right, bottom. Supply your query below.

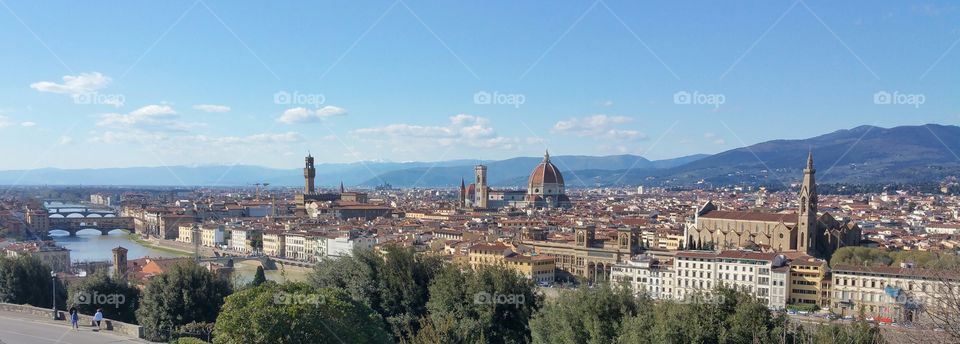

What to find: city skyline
left=1, top=1, right=958, bottom=169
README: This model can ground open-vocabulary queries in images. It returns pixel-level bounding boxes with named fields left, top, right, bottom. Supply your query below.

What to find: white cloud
left=552, top=115, right=646, bottom=140
left=193, top=104, right=231, bottom=113
left=97, top=104, right=198, bottom=131
left=30, top=72, right=111, bottom=95
left=353, top=114, right=520, bottom=150
left=704, top=132, right=726, bottom=145
left=276, top=106, right=347, bottom=124
left=0, top=115, right=10, bottom=128
left=58, top=136, right=73, bottom=145
left=20, top=121, right=36, bottom=127
left=598, top=100, right=614, bottom=107
left=186, top=132, right=304, bottom=146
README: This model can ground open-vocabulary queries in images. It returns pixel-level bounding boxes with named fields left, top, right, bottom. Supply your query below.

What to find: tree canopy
left=67, top=270, right=140, bottom=323
left=0, top=255, right=66, bottom=309
left=213, top=281, right=392, bottom=344
left=135, top=261, right=233, bottom=341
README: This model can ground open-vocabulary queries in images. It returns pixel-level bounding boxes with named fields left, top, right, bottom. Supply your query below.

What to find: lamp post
left=50, top=270, right=57, bottom=320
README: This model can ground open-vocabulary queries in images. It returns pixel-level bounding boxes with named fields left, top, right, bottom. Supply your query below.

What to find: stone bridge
left=48, top=216, right=135, bottom=236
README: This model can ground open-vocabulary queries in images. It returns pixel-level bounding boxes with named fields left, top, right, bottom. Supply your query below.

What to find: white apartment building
left=229, top=226, right=260, bottom=254
left=610, top=255, right=675, bottom=299
left=673, top=251, right=788, bottom=309
left=326, top=234, right=376, bottom=258
left=283, top=231, right=311, bottom=261
left=831, top=264, right=954, bottom=323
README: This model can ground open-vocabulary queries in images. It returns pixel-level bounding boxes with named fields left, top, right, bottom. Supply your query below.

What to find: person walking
left=68, top=307, right=79, bottom=330
left=93, top=308, right=103, bottom=331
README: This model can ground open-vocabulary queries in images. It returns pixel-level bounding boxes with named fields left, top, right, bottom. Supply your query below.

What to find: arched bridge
left=48, top=217, right=135, bottom=236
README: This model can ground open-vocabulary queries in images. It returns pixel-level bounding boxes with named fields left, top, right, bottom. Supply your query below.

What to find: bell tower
left=617, top=226, right=636, bottom=251
left=304, top=153, right=316, bottom=194
left=474, top=164, right=488, bottom=208
left=797, top=152, right=818, bottom=255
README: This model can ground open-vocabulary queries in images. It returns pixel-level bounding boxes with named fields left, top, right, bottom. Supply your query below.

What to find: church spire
left=339, top=181, right=345, bottom=193
left=544, top=149, right=550, bottom=162
left=798, top=151, right=818, bottom=255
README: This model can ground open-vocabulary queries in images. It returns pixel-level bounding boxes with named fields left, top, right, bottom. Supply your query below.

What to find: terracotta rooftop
left=700, top=210, right=797, bottom=224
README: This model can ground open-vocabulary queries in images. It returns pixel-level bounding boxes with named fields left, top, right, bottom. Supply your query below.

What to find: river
left=50, top=231, right=309, bottom=283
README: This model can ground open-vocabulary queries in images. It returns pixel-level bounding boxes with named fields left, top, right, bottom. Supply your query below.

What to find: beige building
left=262, top=231, right=285, bottom=257
left=468, top=242, right=555, bottom=283
left=4, top=241, right=71, bottom=273
left=176, top=224, right=197, bottom=243
left=831, top=264, right=953, bottom=323
left=200, top=224, right=225, bottom=248
left=521, top=225, right=640, bottom=282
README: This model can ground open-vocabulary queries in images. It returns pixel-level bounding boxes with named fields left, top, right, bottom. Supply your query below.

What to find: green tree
left=425, top=264, right=542, bottom=344
left=213, top=281, right=392, bottom=344
left=251, top=266, right=266, bottom=287
left=814, top=319, right=884, bottom=344
left=530, top=284, right=646, bottom=344
left=0, top=255, right=66, bottom=309
left=136, top=261, right=232, bottom=341
left=310, top=245, right=442, bottom=339
left=67, top=271, right=140, bottom=323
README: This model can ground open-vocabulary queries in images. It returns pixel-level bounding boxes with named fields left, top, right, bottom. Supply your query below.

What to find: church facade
left=685, top=153, right=861, bottom=259
left=459, top=151, right=572, bottom=209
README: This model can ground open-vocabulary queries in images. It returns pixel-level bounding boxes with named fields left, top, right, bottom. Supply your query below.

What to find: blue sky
left=0, top=0, right=957, bottom=169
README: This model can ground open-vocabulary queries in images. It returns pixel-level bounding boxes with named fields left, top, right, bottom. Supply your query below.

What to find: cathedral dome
left=528, top=151, right=564, bottom=186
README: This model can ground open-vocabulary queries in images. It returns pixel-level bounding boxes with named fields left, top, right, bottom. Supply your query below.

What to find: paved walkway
left=0, top=310, right=147, bottom=344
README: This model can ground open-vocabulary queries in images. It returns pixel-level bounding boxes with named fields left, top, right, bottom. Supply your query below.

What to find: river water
left=46, top=202, right=308, bottom=282
left=51, top=231, right=185, bottom=263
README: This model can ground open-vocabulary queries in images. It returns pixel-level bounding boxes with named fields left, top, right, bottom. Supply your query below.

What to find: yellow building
left=788, top=258, right=829, bottom=307
left=468, top=243, right=555, bottom=284
left=177, top=224, right=196, bottom=243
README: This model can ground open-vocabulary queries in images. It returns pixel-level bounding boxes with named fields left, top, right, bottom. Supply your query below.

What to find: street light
left=50, top=270, right=57, bottom=320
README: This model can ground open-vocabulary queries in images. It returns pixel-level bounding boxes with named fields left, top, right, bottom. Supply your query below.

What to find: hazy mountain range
left=1, top=124, right=957, bottom=188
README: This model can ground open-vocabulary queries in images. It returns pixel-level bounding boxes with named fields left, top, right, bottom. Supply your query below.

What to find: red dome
left=528, top=151, right=564, bottom=186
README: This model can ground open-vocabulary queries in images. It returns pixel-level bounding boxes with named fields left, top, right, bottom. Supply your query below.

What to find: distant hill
left=1, top=124, right=957, bottom=187
left=658, top=124, right=960, bottom=186
left=357, top=154, right=708, bottom=187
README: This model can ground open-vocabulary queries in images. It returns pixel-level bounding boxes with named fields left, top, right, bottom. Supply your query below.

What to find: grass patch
left=127, top=233, right=192, bottom=256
